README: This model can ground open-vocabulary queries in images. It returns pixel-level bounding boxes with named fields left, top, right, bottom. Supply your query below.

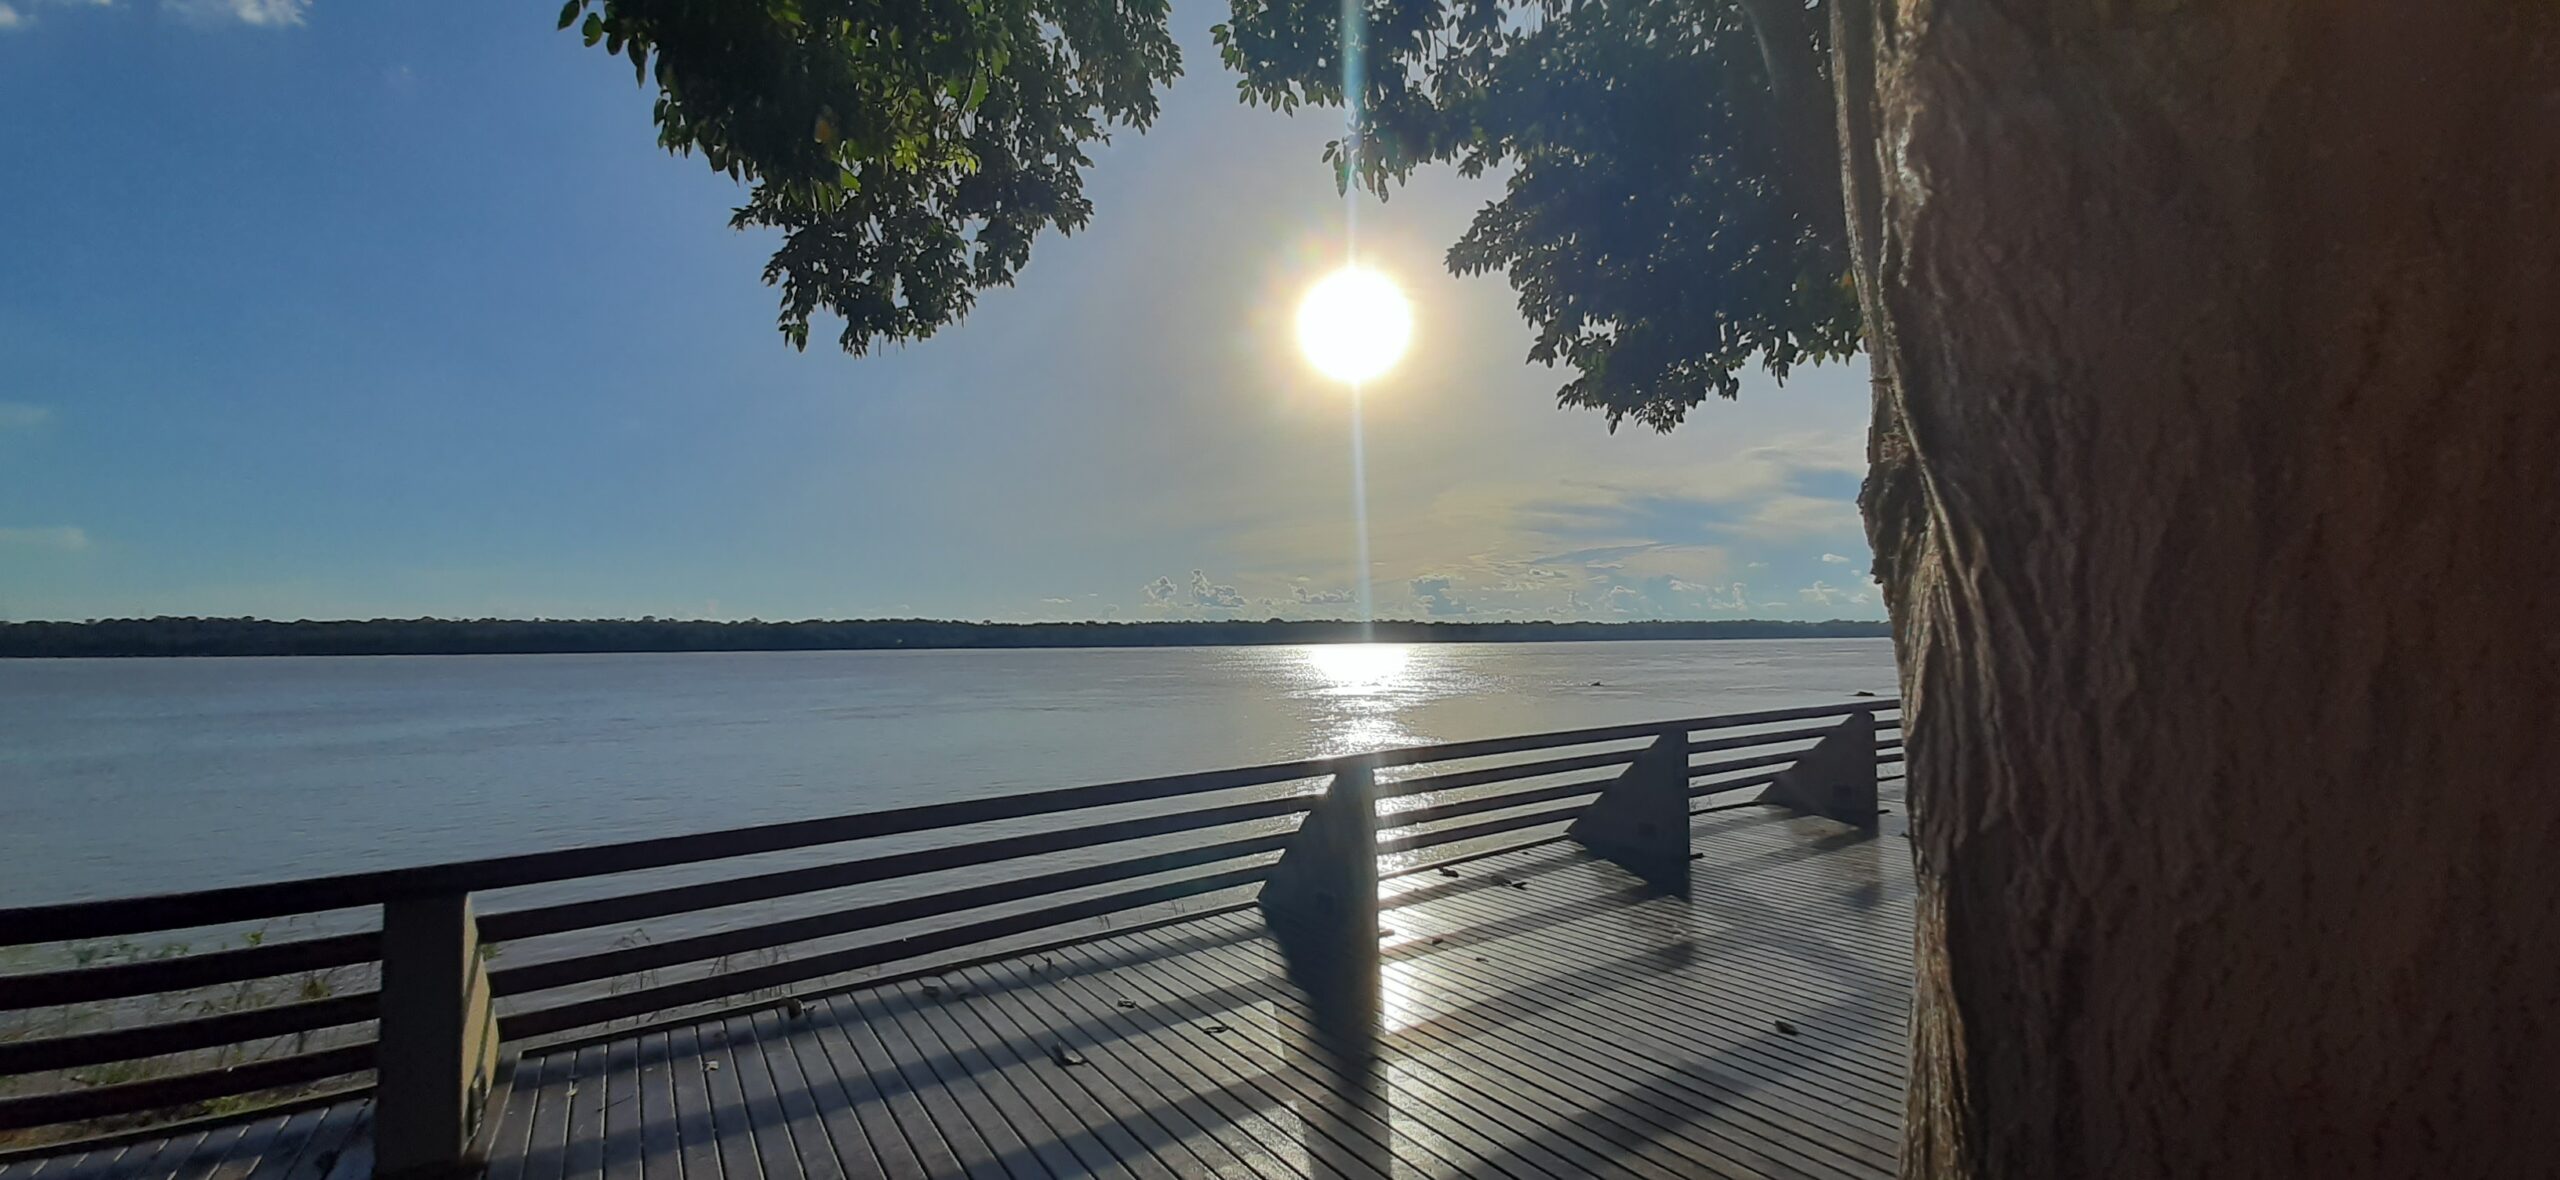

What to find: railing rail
left=0, top=697, right=1902, bottom=1163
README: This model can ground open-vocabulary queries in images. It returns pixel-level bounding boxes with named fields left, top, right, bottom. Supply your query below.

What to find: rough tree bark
left=1834, top=1, right=2560, bottom=1175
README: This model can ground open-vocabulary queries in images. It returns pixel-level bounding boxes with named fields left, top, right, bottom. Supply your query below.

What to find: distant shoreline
left=0, top=617, right=1890, bottom=659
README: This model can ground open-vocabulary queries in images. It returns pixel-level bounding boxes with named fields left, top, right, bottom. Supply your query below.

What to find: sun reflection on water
left=1302, top=642, right=1414, bottom=694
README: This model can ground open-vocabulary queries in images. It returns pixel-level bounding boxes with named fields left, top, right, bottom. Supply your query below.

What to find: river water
left=1, top=640, right=1893, bottom=908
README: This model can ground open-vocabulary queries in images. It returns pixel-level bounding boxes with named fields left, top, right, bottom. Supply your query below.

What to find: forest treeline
left=0, top=616, right=1891, bottom=658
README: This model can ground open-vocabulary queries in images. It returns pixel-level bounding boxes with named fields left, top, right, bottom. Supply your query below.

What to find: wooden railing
left=0, top=699, right=1902, bottom=1171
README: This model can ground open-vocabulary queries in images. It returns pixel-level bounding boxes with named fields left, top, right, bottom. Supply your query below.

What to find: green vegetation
left=1, top=616, right=1886, bottom=658
left=561, top=0, right=1848, bottom=430
left=556, top=0, right=1178, bottom=356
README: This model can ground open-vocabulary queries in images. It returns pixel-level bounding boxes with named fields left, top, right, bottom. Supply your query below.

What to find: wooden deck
left=2, top=792, right=1912, bottom=1180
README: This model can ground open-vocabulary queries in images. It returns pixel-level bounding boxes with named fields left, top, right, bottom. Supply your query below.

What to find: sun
left=1296, top=266, right=1413, bottom=385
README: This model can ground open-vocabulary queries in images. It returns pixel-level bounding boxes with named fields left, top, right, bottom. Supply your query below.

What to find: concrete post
left=1257, top=765, right=1380, bottom=1050
left=1568, top=731, right=1693, bottom=895
left=375, top=893, right=502, bottom=1180
left=1757, top=711, right=1880, bottom=831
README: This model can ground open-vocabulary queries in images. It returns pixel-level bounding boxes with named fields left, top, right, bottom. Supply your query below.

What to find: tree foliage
left=558, top=0, right=1179, bottom=353
left=560, top=0, right=1854, bottom=432
left=1215, top=0, right=1856, bottom=430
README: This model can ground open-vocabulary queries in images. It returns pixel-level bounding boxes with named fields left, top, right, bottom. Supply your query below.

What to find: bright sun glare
left=1304, top=642, right=1412, bottom=690
left=1296, top=267, right=1413, bottom=385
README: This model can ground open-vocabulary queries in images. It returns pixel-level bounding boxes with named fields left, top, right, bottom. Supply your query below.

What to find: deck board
left=11, top=796, right=1913, bottom=1179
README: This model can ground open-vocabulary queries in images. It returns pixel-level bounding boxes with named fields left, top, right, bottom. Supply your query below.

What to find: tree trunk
left=1835, top=2, right=2560, bottom=1175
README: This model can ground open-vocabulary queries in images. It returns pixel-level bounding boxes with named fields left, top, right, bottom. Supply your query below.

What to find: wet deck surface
left=5, top=793, right=1913, bottom=1179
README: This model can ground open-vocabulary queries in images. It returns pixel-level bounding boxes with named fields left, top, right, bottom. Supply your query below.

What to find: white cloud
left=1820, top=553, right=1852, bottom=565
left=0, top=402, right=50, bottom=429
left=0, top=6, right=29, bottom=31
left=1141, top=576, right=1178, bottom=605
left=1187, top=569, right=1245, bottom=610
left=1291, top=585, right=1354, bottom=605
left=166, top=0, right=308, bottom=26
left=1799, top=580, right=1848, bottom=606
left=0, top=526, right=91, bottom=551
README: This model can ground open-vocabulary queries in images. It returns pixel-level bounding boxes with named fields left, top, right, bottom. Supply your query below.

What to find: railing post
left=375, top=892, right=502, bottom=1180
left=1257, top=764, right=1380, bottom=1049
left=1757, top=711, right=1880, bottom=832
left=1568, top=731, right=1692, bottom=895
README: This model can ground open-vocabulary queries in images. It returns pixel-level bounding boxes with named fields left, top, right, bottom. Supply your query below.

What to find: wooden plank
left=1358, top=925, right=1889, bottom=1177
left=1014, top=941, right=1374, bottom=1180
left=0, top=994, right=376, bottom=1075
left=629, top=1031, right=685, bottom=1180
left=1406, top=829, right=1914, bottom=1053
left=489, top=834, right=1289, bottom=996
left=0, top=934, right=378, bottom=1010
left=946, top=956, right=1299, bottom=1180
left=1375, top=746, right=1643, bottom=801
left=312, top=1105, right=371, bottom=1180
left=661, top=1024, right=726, bottom=1180
left=557, top=1044, right=608, bottom=1180
left=480, top=801, right=1307, bottom=943
left=164, top=1122, right=253, bottom=1180
left=1375, top=845, right=1910, bottom=1155
left=1405, top=883, right=1909, bottom=1112
left=1146, top=919, right=1685, bottom=1180
left=9, top=1142, right=131, bottom=1180
left=221, top=1107, right=322, bottom=1180
left=482, top=1045, right=550, bottom=1180
left=246, top=1099, right=359, bottom=1180
left=1376, top=775, right=1613, bottom=831
left=798, top=995, right=953, bottom=1179
left=719, top=1013, right=808, bottom=1180
left=108, top=1125, right=210, bottom=1180
left=198, top=1106, right=301, bottom=1180
left=591, top=1030, right=646, bottom=1180
left=1375, top=802, right=1586, bottom=858
left=840, top=989, right=1017, bottom=1180
left=1035, top=935, right=1427, bottom=1178
left=499, top=866, right=1270, bottom=1041
left=517, top=1050, right=576, bottom=1180
left=912, top=963, right=1187, bottom=1180
left=870, top=982, right=1104, bottom=1178
left=740, top=1008, right=852, bottom=1180
left=1196, top=914, right=1801, bottom=1180
left=1407, top=856, right=1912, bottom=1079
left=691, top=1019, right=767, bottom=1180
left=765, top=1007, right=903, bottom=1180
left=0, top=1046, right=372, bottom=1132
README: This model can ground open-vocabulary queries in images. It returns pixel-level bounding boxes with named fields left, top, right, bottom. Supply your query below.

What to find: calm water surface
left=1, top=640, right=1891, bottom=909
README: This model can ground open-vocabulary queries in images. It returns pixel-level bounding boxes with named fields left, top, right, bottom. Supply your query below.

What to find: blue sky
left=0, top=0, right=1882, bottom=623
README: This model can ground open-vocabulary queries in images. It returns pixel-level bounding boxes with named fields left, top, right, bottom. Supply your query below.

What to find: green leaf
left=556, top=0, right=580, bottom=31
left=580, top=12, right=603, bottom=46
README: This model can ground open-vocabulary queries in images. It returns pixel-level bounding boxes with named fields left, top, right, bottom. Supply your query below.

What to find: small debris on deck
left=1049, top=1043, right=1089, bottom=1067
left=1774, top=1019, right=1801, bottom=1036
